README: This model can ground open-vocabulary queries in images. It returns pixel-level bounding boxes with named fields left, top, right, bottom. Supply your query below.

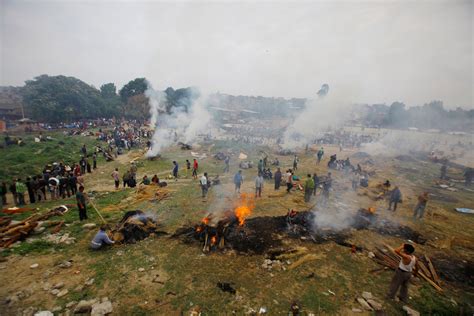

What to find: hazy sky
left=1, top=0, right=472, bottom=108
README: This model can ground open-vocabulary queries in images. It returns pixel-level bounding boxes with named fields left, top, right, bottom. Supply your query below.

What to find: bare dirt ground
left=1, top=142, right=473, bottom=315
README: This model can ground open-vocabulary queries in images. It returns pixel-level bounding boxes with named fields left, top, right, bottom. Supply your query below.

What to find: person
left=151, top=175, right=159, bottom=184
left=92, top=153, right=97, bottom=170
left=286, top=170, right=293, bottom=193
left=49, top=176, right=60, bottom=200
left=140, top=175, right=151, bottom=185
left=304, top=174, right=314, bottom=202
left=413, top=192, right=429, bottom=220
left=15, top=179, right=27, bottom=206
left=123, top=170, right=131, bottom=187
left=0, top=182, right=7, bottom=209
left=35, top=176, right=46, bottom=201
left=79, top=157, right=86, bottom=175
left=86, top=158, right=92, bottom=173
left=255, top=172, right=264, bottom=198
left=463, top=167, right=473, bottom=186
left=313, top=173, right=319, bottom=196
left=76, top=186, right=88, bottom=221
left=172, top=161, right=179, bottom=181
left=317, top=147, right=324, bottom=163
left=383, top=180, right=391, bottom=193
left=388, top=186, right=402, bottom=211
left=81, top=144, right=87, bottom=156
left=111, top=168, right=120, bottom=189
left=90, top=225, right=115, bottom=250
left=224, top=156, right=230, bottom=173
left=387, top=243, right=417, bottom=303
left=258, top=159, right=264, bottom=174
left=234, top=170, right=243, bottom=193
left=68, top=173, right=77, bottom=195
left=321, top=173, right=332, bottom=206
left=192, top=159, right=198, bottom=179
left=293, top=155, right=298, bottom=170
left=200, top=173, right=208, bottom=198
left=9, top=180, right=18, bottom=206
left=186, top=159, right=191, bottom=177
left=274, top=168, right=282, bottom=190
left=26, top=177, right=35, bottom=204
left=73, top=164, right=81, bottom=177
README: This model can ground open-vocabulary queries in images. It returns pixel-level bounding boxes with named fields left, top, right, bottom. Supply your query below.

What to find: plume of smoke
left=183, top=96, right=211, bottom=143
left=282, top=90, right=352, bottom=150
left=146, top=84, right=212, bottom=157
left=317, top=83, right=329, bottom=98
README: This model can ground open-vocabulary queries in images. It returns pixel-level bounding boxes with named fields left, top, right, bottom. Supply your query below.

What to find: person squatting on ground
left=387, top=243, right=417, bottom=303
left=90, top=225, right=115, bottom=250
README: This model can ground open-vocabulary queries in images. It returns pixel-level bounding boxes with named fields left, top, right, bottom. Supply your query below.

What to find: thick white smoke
left=145, top=84, right=212, bottom=157
left=282, top=92, right=352, bottom=150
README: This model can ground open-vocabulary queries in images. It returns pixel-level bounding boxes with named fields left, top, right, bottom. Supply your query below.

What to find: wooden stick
left=418, top=270, right=443, bottom=292
left=425, top=256, right=441, bottom=285
left=416, top=261, right=432, bottom=280
left=89, top=200, right=107, bottom=224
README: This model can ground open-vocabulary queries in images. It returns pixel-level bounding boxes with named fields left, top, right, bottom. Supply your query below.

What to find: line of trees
left=352, top=101, right=474, bottom=132
left=17, top=75, right=197, bottom=123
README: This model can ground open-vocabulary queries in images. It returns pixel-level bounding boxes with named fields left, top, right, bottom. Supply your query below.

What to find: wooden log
left=425, top=255, right=441, bottom=285
left=51, top=221, right=65, bottom=234
left=418, top=270, right=443, bottom=292
left=416, top=261, right=432, bottom=280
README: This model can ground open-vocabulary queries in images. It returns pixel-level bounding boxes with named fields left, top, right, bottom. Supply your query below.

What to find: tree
left=100, top=83, right=118, bottom=98
left=21, top=75, right=107, bottom=122
left=119, top=78, right=147, bottom=102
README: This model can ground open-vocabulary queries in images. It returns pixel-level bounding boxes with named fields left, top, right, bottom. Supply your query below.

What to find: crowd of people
left=0, top=144, right=101, bottom=210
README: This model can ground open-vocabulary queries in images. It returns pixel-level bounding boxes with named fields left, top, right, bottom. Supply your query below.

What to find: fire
left=211, top=236, right=217, bottom=245
left=202, top=217, right=210, bottom=225
left=234, top=194, right=255, bottom=226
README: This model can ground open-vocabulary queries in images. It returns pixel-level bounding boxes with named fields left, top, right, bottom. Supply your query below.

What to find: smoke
left=146, top=84, right=212, bottom=157
left=317, top=83, right=329, bottom=98
left=312, top=202, right=356, bottom=231
left=281, top=86, right=352, bottom=150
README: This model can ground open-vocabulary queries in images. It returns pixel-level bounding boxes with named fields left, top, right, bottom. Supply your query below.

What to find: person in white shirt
left=387, top=243, right=417, bottom=303
left=255, top=173, right=264, bottom=198
left=200, top=173, right=208, bottom=198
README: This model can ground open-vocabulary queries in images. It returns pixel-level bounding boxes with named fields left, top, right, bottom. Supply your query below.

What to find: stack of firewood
left=372, top=245, right=442, bottom=292
left=0, top=206, right=68, bottom=248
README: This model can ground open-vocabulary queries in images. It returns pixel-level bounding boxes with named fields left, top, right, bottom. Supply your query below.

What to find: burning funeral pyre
left=174, top=201, right=427, bottom=254
left=112, top=210, right=159, bottom=244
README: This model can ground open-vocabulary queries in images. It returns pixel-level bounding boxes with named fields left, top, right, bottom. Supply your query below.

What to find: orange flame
left=202, top=217, right=210, bottom=225
left=211, top=236, right=217, bottom=245
left=234, top=193, right=255, bottom=226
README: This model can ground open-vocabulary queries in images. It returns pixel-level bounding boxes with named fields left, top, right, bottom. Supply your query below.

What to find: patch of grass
left=0, top=131, right=105, bottom=182
left=13, top=239, right=58, bottom=255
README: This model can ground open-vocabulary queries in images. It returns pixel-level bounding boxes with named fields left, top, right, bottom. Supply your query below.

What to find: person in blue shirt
left=234, top=170, right=243, bottom=193
left=172, top=161, right=179, bottom=181
left=90, top=225, right=115, bottom=250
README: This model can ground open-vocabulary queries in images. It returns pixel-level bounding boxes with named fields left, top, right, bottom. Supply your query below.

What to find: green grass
left=0, top=131, right=105, bottom=181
